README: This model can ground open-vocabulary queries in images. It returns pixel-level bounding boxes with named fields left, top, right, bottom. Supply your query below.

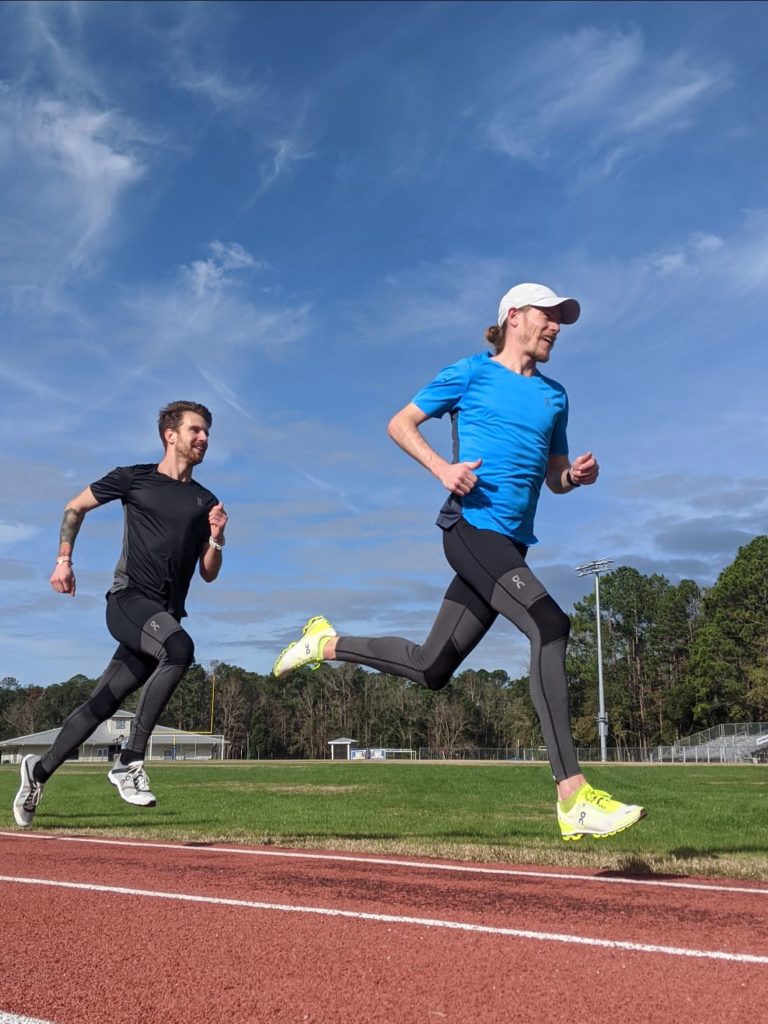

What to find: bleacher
left=350, top=747, right=415, bottom=760
left=652, top=722, right=768, bottom=764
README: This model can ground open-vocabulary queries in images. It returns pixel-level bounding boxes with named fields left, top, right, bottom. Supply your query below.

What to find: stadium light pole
left=574, top=558, right=614, bottom=762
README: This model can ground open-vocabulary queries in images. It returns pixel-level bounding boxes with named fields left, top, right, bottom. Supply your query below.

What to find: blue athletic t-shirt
left=412, top=352, right=569, bottom=545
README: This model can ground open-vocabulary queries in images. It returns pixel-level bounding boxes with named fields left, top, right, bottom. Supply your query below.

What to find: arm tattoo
left=60, top=507, right=85, bottom=548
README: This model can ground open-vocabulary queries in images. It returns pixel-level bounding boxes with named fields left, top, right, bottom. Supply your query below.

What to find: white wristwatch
left=208, top=536, right=225, bottom=551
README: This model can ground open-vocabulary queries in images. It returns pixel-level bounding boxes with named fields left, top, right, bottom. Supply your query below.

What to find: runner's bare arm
left=546, top=452, right=599, bottom=494
left=199, top=502, right=228, bottom=582
left=50, top=486, right=102, bottom=596
left=387, top=402, right=482, bottom=496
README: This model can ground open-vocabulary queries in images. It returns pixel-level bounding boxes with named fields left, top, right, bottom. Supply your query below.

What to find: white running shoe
left=13, top=754, right=44, bottom=827
left=273, top=615, right=337, bottom=677
left=107, top=761, right=157, bottom=807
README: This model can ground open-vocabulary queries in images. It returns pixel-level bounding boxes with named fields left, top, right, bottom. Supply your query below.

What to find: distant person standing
left=274, top=283, right=645, bottom=841
left=13, top=401, right=227, bottom=826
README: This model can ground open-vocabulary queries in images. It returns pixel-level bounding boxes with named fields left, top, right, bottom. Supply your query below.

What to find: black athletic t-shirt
left=90, top=464, right=218, bottom=619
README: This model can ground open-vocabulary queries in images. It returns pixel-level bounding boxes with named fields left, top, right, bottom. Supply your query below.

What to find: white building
left=0, top=709, right=226, bottom=763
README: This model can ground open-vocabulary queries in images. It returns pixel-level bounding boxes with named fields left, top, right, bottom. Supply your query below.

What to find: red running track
left=1, top=831, right=767, bottom=1024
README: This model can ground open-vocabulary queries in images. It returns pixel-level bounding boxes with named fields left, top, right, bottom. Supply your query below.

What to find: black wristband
left=566, top=470, right=580, bottom=488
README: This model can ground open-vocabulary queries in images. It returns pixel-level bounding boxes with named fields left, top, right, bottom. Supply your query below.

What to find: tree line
left=3, top=536, right=767, bottom=758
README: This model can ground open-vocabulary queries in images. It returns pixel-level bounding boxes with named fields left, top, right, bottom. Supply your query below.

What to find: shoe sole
left=560, top=808, right=647, bottom=842
left=107, top=772, right=156, bottom=808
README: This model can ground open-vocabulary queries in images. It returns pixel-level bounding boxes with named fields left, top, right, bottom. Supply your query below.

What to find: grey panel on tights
left=139, top=611, right=181, bottom=655
left=492, top=567, right=548, bottom=609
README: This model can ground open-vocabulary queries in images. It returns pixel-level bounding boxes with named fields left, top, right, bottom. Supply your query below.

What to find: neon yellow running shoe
left=273, top=616, right=337, bottom=677
left=557, top=784, right=646, bottom=841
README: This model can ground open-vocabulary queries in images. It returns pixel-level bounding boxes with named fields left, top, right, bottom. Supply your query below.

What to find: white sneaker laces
left=24, top=780, right=44, bottom=812
left=125, top=763, right=151, bottom=792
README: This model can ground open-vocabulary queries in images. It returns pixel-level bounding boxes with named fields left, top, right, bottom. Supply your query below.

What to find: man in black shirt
left=13, top=401, right=227, bottom=826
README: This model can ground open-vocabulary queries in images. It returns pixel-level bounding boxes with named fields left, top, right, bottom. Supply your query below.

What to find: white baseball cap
left=497, top=283, right=580, bottom=327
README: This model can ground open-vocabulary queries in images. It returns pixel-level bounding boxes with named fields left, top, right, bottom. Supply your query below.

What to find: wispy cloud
left=544, top=208, right=768, bottom=345
left=264, top=135, right=313, bottom=187
left=0, top=361, right=81, bottom=404
left=184, top=241, right=267, bottom=298
left=171, top=70, right=262, bottom=110
left=290, top=469, right=360, bottom=516
left=342, top=256, right=510, bottom=347
left=642, top=210, right=768, bottom=292
left=0, top=88, right=145, bottom=305
left=484, top=27, right=728, bottom=180
left=249, top=126, right=316, bottom=205
left=195, top=365, right=257, bottom=420
left=161, top=2, right=264, bottom=112
left=15, top=1, right=106, bottom=101
left=0, top=521, right=39, bottom=547
left=126, top=240, right=311, bottom=363
left=160, top=7, right=317, bottom=200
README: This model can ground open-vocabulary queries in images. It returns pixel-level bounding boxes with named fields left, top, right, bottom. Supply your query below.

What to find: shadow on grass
left=597, top=858, right=695, bottom=879
left=26, top=813, right=197, bottom=830
left=670, top=847, right=720, bottom=861
left=596, top=847, right=763, bottom=880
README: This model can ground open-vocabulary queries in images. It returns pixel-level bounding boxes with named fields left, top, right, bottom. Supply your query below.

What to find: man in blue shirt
left=274, top=284, right=645, bottom=841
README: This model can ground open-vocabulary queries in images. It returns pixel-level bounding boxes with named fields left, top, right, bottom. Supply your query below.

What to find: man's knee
left=423, top=667, right=451, bottom=691
left=164, top=629, right=195, bottom=667
left=529, top=595, right=570, bottom=646
left=421, top=641, right=462, bottom=691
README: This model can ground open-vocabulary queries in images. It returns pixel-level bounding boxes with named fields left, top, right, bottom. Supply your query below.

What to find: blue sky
left=2, top=1, right=768, bottom=687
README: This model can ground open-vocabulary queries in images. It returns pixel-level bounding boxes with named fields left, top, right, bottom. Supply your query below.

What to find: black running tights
left=37, top=589, right=194, bottom=781
left=335, top=517, right=579, bottom=782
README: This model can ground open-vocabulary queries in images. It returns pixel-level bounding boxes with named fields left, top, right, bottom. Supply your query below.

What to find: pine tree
left=688, top=535, right=768, bottom=724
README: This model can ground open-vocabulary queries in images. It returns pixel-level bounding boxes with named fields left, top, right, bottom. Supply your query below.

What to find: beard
left=179, top=441, right=207, bottom=462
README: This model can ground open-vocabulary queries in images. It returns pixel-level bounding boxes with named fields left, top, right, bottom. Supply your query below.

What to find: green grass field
left=2, top=760, right=766, bottom=879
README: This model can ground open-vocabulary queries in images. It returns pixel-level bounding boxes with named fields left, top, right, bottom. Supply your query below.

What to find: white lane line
left=0, top=1013, right=55, bottom=1024
left=1, top=874, right=767, bottom=966
left=1, top=831, right=766, bottom=897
